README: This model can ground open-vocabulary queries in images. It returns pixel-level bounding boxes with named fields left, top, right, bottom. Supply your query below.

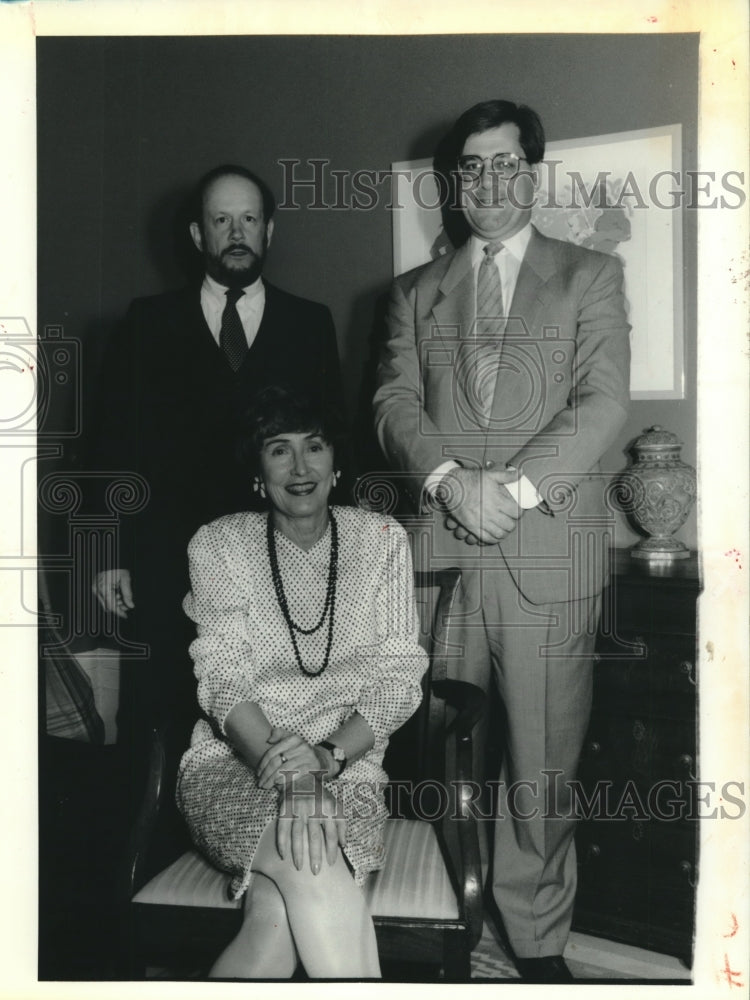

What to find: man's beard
left=204, top=242, right=267, bottom=288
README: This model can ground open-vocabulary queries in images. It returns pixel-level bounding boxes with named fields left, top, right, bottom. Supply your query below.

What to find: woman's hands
left=276, top=772, right=347, bottom=875
left=225, top=710, right=349, bottom=873
left=256, top=727, right=332, bottom=789
left=257, top=728, right=346, bottom=874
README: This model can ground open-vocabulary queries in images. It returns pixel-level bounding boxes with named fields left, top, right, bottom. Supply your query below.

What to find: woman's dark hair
left=238, top=384, right=349, bottom=482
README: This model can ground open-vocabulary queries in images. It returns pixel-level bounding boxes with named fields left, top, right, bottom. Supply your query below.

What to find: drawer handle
left=678, top=753, right=696, bottom=780
left=679, top=860, right=697, bottom=888
left=679, top=660, right=696, bottom=686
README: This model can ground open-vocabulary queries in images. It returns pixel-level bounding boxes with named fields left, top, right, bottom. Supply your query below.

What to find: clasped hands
left=441, top=465, right=522, bottom=545
left=257, top=726, right=346, bottom=876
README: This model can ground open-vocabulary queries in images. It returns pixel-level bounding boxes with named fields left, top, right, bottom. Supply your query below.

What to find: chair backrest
left=383, top=568, right=463, bottom=814
left=39, top=566, right=106, bottom=744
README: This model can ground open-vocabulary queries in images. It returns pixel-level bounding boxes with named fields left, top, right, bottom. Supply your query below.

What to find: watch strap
left=318, top=739, right=347, bottom=776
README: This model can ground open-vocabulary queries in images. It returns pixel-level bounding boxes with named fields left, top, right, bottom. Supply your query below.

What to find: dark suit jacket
left=90, top=280, right=344, bottom=598
left=374, top=227, right=631, bottom=605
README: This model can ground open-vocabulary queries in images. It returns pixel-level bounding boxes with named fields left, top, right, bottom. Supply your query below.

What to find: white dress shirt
left=426, top=222, right=543, bottom=510
left=200, top=273, right=266, bottom=349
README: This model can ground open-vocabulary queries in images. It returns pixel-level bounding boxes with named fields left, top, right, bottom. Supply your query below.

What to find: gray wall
left=37, top=33, right=699, bottom=548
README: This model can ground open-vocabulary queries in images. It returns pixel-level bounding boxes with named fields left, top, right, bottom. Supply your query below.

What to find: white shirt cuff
left=424, top=460, right=461, bottom=496
left=504, top=471, right=544, bottom=509
left=425, top=461, right=542, bottom=510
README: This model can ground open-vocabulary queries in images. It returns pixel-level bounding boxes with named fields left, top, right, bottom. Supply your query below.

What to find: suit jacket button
left=484, top=460, right=494, bottom=469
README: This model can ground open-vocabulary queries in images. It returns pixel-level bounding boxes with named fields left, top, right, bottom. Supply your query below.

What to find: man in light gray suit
left=374, top=99, right=630, bottom=982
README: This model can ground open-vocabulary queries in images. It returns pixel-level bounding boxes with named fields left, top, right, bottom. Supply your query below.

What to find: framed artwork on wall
left=391, top=124, right=685, bottom=400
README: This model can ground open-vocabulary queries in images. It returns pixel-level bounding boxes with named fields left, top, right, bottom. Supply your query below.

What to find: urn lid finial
left=632, top=425, right=683, bottom=454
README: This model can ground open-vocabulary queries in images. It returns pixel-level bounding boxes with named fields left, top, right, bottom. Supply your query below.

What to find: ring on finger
left=280, top=752, right=287, bottom=763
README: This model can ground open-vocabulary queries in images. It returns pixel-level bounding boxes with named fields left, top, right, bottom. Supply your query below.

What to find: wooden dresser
left=572, top=548, right=701, bottom=965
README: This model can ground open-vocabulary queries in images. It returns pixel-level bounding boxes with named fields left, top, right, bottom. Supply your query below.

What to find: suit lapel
left=174, top=286, right=238, bottom=384
left=486, top=226, right=562, bottom=431
left=431, top=228, right=559, bottom=339
left=176, top=286, right=219, bottom=352
left=430, top=243, right=474, bottom=341
left=238, top=280, right=279, bottom=378
left=427, top=244, right=484, bottom=429
left=506, top=225, right=559, bottom=332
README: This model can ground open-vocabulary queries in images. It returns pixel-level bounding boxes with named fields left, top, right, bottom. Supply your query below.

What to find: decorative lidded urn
left=622, top=426, right=697, bottom=561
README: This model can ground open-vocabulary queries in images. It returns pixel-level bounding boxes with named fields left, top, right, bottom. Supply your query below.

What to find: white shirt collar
left=202, top=271, right=264, bottom=306
left=469, top=222, right=533, bottom=267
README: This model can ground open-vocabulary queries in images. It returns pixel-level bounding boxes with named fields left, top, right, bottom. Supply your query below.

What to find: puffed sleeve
left=355, top=521, right=428, bottom=750
left=183, top=522, right=258, bottom=735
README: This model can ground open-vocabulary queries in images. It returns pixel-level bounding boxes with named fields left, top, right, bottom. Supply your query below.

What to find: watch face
left=332, top=746, right=346, bottom=762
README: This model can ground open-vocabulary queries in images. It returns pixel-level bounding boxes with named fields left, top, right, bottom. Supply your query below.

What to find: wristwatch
left=318, top=740, right=347, bottom=777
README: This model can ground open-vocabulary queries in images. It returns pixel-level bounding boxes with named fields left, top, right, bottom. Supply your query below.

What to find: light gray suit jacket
left=374, top=226, right=631, bottom=605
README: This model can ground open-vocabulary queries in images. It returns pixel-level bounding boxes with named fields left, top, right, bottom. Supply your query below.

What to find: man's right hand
left=92, top=568, right=135, bottom=618
left=441, top=466, right=522, bottom=545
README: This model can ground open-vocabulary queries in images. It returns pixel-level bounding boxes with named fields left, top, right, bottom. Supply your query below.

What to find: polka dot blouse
left=176, top=506, right=428, bottom=897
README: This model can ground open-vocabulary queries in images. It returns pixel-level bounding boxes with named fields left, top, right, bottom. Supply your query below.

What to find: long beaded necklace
left=266, top=509, right=338, bottom=677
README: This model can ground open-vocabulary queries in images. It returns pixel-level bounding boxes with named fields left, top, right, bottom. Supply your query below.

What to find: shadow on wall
left=349, top=286, right=391, bottom=490
left=146, top=184, right=203, bottom=291
left=345, top=117, right=464, bottom=496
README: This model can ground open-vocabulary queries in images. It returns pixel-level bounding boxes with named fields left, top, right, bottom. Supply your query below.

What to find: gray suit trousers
left=459, top=564, right=600, bottom=958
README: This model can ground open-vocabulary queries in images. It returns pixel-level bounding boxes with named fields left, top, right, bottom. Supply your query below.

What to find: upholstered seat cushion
left=132, top=818, right=459, bottom=920
left=133, top=848, right=242, bottom=910
left=366, top=818, right=459, bottom=919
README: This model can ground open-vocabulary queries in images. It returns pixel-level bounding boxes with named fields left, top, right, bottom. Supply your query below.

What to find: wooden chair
left=123, top=568, right=486, bottom=980
left=38, top=566, right=131, bottom=979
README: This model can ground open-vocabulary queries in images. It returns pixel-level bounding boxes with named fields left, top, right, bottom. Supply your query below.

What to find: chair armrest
left=453, top=798, right=484, bottom=949
left=119, top=724, right=167, bottom=900
left=432, top=679, right=485, bottom=949
left=432, top=678, right=485, bottom=741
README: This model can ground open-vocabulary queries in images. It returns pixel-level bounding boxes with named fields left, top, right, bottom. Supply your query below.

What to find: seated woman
left=176, top=386, right=428, bottom=979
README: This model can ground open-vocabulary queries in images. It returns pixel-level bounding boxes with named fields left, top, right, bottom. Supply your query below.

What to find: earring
left=333, top=470, right=341, bottom=486
left=252, top=476, right=267, bottom=498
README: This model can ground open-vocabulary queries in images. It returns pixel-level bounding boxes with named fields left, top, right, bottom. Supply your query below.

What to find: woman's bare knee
left=244, top=871, right=288, bottom=923
left=255, top=844, right=347, bottom=895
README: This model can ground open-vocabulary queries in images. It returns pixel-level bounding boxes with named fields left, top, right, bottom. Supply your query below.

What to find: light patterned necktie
left=219, top=287, right=247, bottom=371
left=472, top=241, right=505, bottom=420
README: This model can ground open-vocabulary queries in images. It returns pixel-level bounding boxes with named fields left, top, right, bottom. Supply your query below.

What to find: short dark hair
left=238, top=384, right=347, bottom=477
left=448, top=100, right=546, bottom=166
left=190, top=164, right=277, bottom=228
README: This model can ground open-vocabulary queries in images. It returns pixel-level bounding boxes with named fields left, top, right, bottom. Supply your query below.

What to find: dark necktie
left=219, top=287, right=247, bottom=371
left=472, top=241, right=505, bottom=419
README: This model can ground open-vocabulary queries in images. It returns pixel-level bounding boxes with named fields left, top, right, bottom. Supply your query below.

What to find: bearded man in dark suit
left=374, top=101, right=631, bottom=982
left=90, top=164, right=344, bottom=745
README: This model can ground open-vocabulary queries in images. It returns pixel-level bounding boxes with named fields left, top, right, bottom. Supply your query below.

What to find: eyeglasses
left=457, top=152, right=527, bottom=182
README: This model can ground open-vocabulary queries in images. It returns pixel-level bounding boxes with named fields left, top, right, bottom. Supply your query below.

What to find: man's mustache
left=221, top=244, right=258, bottom=258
